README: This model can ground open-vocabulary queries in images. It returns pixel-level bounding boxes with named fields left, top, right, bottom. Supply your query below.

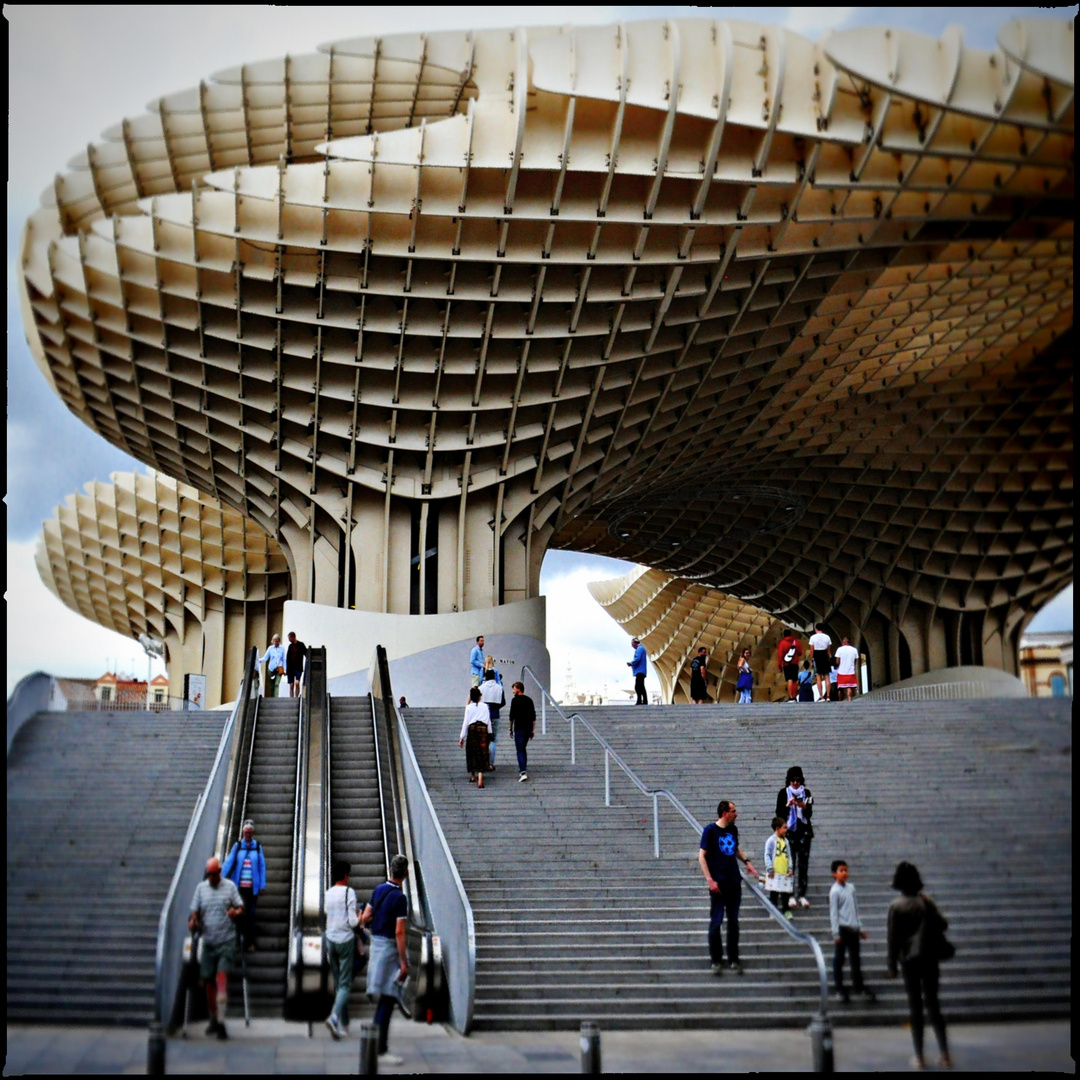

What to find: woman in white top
left=458, top=686, right=493, bottom=787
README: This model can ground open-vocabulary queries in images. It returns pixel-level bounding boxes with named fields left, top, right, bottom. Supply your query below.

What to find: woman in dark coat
left=887, top=861, right=952, bottom=1070
left=775, top=766, right=814, bottom=908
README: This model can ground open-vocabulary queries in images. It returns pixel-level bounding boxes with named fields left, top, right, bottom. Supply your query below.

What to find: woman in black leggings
left=887, top=862, right=952, bottom=1070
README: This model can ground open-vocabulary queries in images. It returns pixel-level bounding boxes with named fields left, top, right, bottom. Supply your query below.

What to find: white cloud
left=783, top=7, right=856, bottom=37
left=6, top=539, right=165, bottom=696
left=540, top=555, right=659, bottom=703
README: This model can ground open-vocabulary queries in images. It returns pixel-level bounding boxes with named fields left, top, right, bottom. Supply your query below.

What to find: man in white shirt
left=323, top=860, right=359, bottom=1039
left=834, top=637, right=861, bottom=701
left=808, top=624, right=832, bottom=702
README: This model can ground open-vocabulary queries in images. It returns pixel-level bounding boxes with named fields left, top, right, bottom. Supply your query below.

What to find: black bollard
left=147, top=1020, right=166, bottom=1075
left=580, top=1020, right=601, bottom=1073
left=808, top=1015, right=834, bottom=1072
left=359, top=1020, right=379, bottom=1075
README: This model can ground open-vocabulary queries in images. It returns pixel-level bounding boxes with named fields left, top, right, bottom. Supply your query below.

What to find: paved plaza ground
left=3, top=1020, right=1073, bottom=1074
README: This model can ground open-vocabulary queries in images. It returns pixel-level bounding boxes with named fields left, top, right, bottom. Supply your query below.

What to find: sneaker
left=519, top=772, right=528, bottom=782
left=379, top=1052, right=404, bottom=1066
left=728, top=961, right=743, bottom=975
left=798, top=897, right=811, bottom=909
left=788, top=897, right=798, bottom=910
left=710, top=962, right=725, bottom=976
left=204, top=1020, right=219, bottom=1036
left=325, top=1015, right=342, bottom=1040
left=784, top=910, right=794, bottom=920
left=215, top=1021, right=228, bottom=1040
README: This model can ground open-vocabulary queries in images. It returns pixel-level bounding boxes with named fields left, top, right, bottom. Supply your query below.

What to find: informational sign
left=184, top=674, right=206, bottom=711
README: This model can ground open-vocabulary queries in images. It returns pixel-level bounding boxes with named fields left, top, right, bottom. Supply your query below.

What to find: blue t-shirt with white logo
left=700, top=822, right=741, bottom=883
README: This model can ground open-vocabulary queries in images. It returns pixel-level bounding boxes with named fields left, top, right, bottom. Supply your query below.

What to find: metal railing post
left=541, top=692, right=547, bottom=735
left=653, top=794, right=660, bottom=858
left=570, top=714, right=576, bottom=764
left=359, top=1020, right=379, bottom=1073
left=147, top=1020, right=166, bottom=1075
left=604, top=751, right=610, bottom=807
left=580, top=1020, right=601, bottom=1073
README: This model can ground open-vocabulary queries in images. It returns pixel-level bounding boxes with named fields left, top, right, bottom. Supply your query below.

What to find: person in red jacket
left=776, top=629, right=804, bottom=702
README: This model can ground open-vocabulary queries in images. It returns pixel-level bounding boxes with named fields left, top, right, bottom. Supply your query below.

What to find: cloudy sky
left=7, top=5, right=1074, bottom=698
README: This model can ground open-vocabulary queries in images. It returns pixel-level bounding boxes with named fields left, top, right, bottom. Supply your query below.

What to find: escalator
left=224, top=695, right=301, bottom=1017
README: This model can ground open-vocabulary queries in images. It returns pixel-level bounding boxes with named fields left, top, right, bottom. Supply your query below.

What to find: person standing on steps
left=776, top=628, right=804, bottom=702
left=323, top=859, right=359, bottom=1040
left=698, top=800, right=758, bottom=975
left=469, top=635, right=486, bottom=689
left=690, top=647, right=709, bottom=704
left=808, top=623, right=832, bottom=702
left=361, top=854, right=411, bottom=1067
left=508, top=681, right=536, bottom=782
left=835, top=637, right=861, bottom=701
left=479, top=655, right=504, bottom=768
left=775, top=766, right=814, bottom=909
left=888, top=861, right=953, bottom=1070
left=221, top=819, right=266, bottom=952
left=628, top=638, right=648, bottom=705
left=735, top=648, right=754, bottom=704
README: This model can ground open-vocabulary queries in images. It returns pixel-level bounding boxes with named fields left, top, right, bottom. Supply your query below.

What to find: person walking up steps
left=508, top=681, right=535, bottom=782
left=459, top=687, right=492, bottom=788
left=479, top=655, right=504, bottom=767
left=776, top=629, right=803, bottom=702
left=808, top=623, right=832, bottom=702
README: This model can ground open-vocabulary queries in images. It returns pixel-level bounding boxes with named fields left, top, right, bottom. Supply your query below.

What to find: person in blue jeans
left=508, top=681, right=535, bottom=782
left=362, top=855, right=410, bottom=1066
left=479, top=657, right=504, bottom=767
left=627, top=638, right=648, bottom=704
left=323, top=860, right=358, bottom=1040
left=698, top=800, right=758, bottom=975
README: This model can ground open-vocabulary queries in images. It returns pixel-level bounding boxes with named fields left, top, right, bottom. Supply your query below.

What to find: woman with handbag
left=459, top=686, right=492, bottom=788
left=735, top=649, right=754, bottom=704
left=887, top=861, right=953, bottom=1070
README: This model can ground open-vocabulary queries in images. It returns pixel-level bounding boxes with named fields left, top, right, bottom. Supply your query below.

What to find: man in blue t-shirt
left=627, top=638, right=648, bottom=705
left=698, top=800, right=758, bottom=975
left=361, top=854, right=410, bottom=1066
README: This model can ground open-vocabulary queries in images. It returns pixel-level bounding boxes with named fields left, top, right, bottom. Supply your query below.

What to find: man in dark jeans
left=698, top=800, right=758, bottom=975
left=508, top=681, right=536, bottom=782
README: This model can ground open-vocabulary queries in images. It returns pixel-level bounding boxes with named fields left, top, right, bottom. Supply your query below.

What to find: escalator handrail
left=367, top=689, right=392, bottom=881
left=153, top=647, right=258, bottom=1026
left=287, top=667, right=310, bottom=969
left=300, top=651, right=327, bottom=936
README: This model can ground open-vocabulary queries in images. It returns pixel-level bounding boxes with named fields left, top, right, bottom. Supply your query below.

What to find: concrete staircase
left=6, top=710, right=225, bottom=1024
left=402, top=698, right=1071, bottom=1030
left=226, top=696, right=300, bottom=1017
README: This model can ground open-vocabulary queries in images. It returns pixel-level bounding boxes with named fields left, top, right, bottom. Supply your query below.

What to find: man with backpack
left=222, top=819, right=266, bottom=952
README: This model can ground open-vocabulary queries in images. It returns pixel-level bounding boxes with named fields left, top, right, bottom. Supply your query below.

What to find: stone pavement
left=3, top=1020, right=1073, bottom=1074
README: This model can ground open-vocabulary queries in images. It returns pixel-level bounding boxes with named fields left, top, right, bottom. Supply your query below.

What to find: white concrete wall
left=283, top=596, right=550, bottom=707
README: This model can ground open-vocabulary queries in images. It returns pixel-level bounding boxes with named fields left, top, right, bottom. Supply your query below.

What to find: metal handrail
left=519, top=664, right=830, bottom=1020
left=286, top=667, right=309, bottom=995
left=368, top=689, right=392, bottom=880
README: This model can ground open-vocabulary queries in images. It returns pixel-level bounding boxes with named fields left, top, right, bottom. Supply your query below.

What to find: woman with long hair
left=887, top=861, right=952, bottom=1070
left=458, top=686, right=492, bottom=788
left=735, top=649, right=753, bottom=704
left=479, top=654, right=504, bottom=769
